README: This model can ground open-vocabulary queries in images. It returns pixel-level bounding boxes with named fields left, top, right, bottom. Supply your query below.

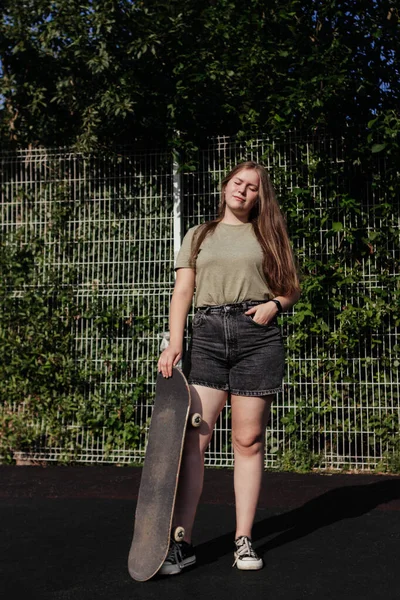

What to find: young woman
left=157, top=161, right=300, bottom=574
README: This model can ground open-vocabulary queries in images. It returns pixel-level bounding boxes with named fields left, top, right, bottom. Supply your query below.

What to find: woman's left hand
left=245, top=301, right=278, bottom=325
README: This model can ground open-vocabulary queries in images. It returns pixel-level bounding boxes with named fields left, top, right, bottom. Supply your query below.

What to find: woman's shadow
left=195, top=478, right=400, bottom=565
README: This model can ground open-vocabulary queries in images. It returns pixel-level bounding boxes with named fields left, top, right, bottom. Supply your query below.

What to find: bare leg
left=231, top=394, right=272, bottom=539
left=173, top=385, right=227, bottom=543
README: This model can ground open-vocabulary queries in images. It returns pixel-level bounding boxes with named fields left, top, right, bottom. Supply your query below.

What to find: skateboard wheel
left=190, top=413, right=202, bottom=428
left=173, top=526, right=185, bottom=542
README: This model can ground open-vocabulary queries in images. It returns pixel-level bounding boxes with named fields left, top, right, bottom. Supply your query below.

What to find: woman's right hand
left=157, top=267, right=195, bottom=378
left=157, top=346, right=182, bottom=379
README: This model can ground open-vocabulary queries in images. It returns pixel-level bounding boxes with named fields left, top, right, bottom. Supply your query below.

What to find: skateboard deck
left=128, top=367, right=198, bottom=581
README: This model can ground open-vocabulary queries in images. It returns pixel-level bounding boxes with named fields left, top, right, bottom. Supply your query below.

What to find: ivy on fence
left=1, top=125, right=399, bottom=470
left=0, top=185, right=156, bottom=463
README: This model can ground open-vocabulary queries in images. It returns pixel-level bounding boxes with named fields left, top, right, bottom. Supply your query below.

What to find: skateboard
left=127, top=367, right=201, bottom=581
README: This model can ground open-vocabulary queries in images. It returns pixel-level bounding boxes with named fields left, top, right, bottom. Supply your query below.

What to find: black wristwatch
left=269, top=298, right=283, bottom=314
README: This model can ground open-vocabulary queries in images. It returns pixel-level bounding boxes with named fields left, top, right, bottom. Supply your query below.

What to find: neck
left=221, top=208, right=250, bottom=225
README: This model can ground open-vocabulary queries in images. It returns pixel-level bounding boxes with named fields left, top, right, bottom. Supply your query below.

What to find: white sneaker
left=233, top=536, right=263, bottom=571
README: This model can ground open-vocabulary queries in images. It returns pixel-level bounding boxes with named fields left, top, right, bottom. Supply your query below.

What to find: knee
left=232, top=430, right=264, bottom=456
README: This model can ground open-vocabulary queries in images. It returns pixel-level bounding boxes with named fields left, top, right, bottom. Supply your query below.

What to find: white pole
left=172, top=149, right=182, bottom=264
left=162, top=149, right=183, bottom=356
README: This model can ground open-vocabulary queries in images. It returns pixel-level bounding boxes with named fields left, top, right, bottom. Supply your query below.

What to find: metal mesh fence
left=1, top=133, right=399, bottom=469
left=182, top=133, right=400, bottom=470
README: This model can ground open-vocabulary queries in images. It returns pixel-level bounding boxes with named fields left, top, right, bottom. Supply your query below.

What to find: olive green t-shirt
left=175, top=222, right=273, bottom=307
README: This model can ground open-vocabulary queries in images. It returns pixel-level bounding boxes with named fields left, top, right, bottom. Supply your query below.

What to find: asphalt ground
left=1, top=466, right=399, bottom=600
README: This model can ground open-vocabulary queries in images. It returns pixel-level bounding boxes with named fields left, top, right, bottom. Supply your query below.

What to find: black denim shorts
left=183, top=301, right=285, bottom=397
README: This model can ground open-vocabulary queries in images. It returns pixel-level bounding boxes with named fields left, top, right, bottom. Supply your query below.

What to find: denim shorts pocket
left=243, top=314, right=271, bottom=328
left=192, top=310, right=206, bottom=328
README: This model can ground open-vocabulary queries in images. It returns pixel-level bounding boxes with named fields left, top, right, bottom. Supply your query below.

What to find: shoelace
left=165, top=541, right=184, bottom=568
left=232, top=536, right=258, bottom=567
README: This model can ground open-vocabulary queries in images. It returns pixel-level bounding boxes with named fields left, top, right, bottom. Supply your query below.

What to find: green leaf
left=371, top=144, right=387, bottom=153
left=332, top=222, right=344, bottom=232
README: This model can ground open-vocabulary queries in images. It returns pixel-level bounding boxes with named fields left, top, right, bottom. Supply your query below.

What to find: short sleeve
left=175, top=226, right=200, bottom=270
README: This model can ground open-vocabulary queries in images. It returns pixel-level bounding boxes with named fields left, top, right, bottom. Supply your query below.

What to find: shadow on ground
left=196, top=478, right=400, bottom=565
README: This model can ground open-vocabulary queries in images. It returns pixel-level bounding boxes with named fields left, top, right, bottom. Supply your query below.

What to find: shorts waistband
left=197, top=301, right=264, bottom=314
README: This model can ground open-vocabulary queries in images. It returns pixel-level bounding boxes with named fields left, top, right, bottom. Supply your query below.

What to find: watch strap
left=270, top=298, right=283, bottom=314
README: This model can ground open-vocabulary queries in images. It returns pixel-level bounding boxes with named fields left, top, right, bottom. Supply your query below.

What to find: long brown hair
left=190, top=161, right=300, bottom=296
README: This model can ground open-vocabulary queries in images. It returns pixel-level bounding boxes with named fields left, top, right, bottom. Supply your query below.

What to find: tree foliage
left=1, top=0, right=399, bottom=149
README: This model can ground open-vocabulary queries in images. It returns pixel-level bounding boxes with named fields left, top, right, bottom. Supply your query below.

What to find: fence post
left=168, top=149, right=183, bottom=363
left=172, top=149, right=182, bottom=263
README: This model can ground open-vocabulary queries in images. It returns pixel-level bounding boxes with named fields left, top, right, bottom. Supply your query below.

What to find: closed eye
left=234, top=178, right=258, bottom=192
